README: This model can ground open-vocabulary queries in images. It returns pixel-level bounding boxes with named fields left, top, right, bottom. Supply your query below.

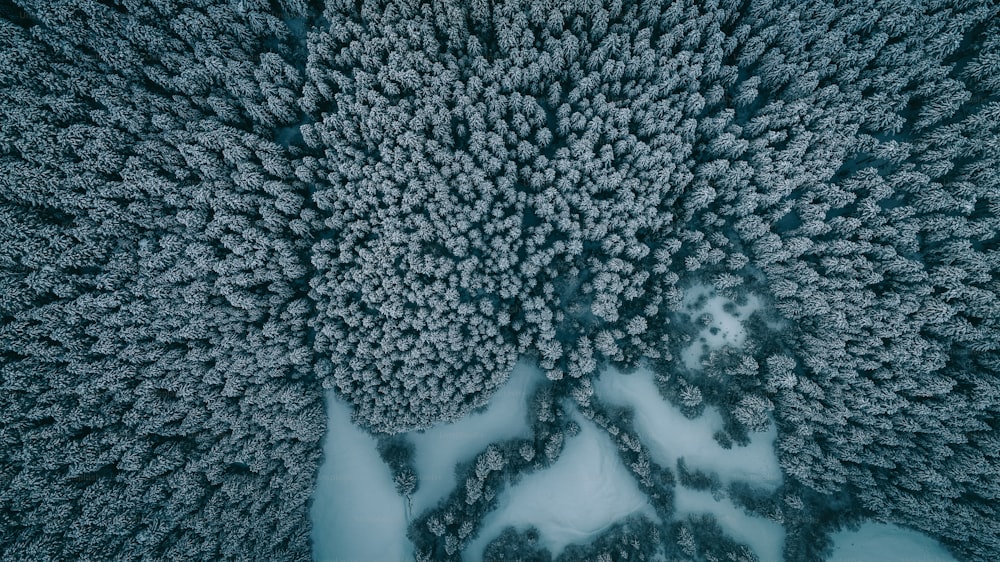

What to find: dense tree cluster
left=555, top=515, right=662, bottom=562
left=377, top=434, right=420, bottom=509
left=670, top=514, right=760, bottom=562
left=2, top=0, right=999, bottom=559
left=482, top=526, right=552, bottom=562
left=1, top=1, right=323, bottom=559
left=582, top=388, right=677, bottom=521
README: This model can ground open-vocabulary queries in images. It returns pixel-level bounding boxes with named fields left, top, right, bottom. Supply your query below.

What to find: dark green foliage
left=667, top=514, right=759, bottom=562
left=780, top=485, right=854, bottom=562
left=377, top=434, right=419, bottom=497
left=727, top=481, right=781, bottom=521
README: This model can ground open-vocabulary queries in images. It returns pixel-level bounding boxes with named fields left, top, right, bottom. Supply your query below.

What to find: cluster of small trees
left=376, top=434, right=419, bottom=510
left=555, top=515, right=662, bottom=562
left=676, top=457, right=723, bottom=495
left=482, top=512, right=760, bottom=562
left=481, top=526, right=552, bottom=562
left=669, top=514, right=760, bottom=562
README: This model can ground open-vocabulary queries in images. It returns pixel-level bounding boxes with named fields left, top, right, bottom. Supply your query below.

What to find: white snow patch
left=674, top=486, right=785, bottom=562
left=408, top=360, right=543, bottom=514
left=829, top=522, right=957, bottom=562
left=680, top=285, right=761, bottom=370
left=594, top=366, right=782, bottom=487
left=464, top=407, right=656, bottom=561
left=311, top=392, right=411, bottom=562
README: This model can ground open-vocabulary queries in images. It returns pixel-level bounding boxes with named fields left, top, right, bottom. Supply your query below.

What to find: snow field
left=311, top=393, right=412, bottom=562
left=407, top=360, right=543, bottom=515
left=464, top=406, right=657, bottom=561
left=828, top=522, right=957, bottom=562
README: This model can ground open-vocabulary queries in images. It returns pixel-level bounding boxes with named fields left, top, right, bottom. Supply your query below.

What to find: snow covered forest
left=1, top=0, right=998, bottom=560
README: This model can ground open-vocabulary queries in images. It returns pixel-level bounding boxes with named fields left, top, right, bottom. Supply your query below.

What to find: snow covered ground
left=674, top=486, right=785, bottom=562
left=680, top=284, right=761, bottom=370
left=828, top=522, right=957, bottom=562
left=464, top=406, right=657, bottom=561
left=311, top=357, right=786, bottom=562
left=311, top=392, right=411, bottom=562
left=595, top=365, right=784, bottom=561
left=594, top=366, right=782, bottom=487
left=407, top=360, right=543, bottom=515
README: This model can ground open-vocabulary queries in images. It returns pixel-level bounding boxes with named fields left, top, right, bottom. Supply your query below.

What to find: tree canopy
left=2, top=0, right=998, bottom=560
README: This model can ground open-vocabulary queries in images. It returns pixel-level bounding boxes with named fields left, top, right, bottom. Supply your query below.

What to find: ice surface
left=680, top=284, right=761, bottom=370
left=408, top=360, right=543, bottom=515
left=464, top=407, right=657, bottom=561
left=674, top=486, right=785, bottom=562
left=594, top=366, right=782, bottom=487
left=828, top=522, right=957, bottom=562
left=311, top=392, right=411, bottom=562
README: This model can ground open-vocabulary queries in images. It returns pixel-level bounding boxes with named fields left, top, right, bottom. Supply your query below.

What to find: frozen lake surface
left=464, top=406, right=656, bottom=561
left=311, top=392, right=411, bottom=562
left=407, top=360, right=542, bottom=514
left=828, top=522, right=957, bottom=562
left=595, top=366, right=782, bottom=487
